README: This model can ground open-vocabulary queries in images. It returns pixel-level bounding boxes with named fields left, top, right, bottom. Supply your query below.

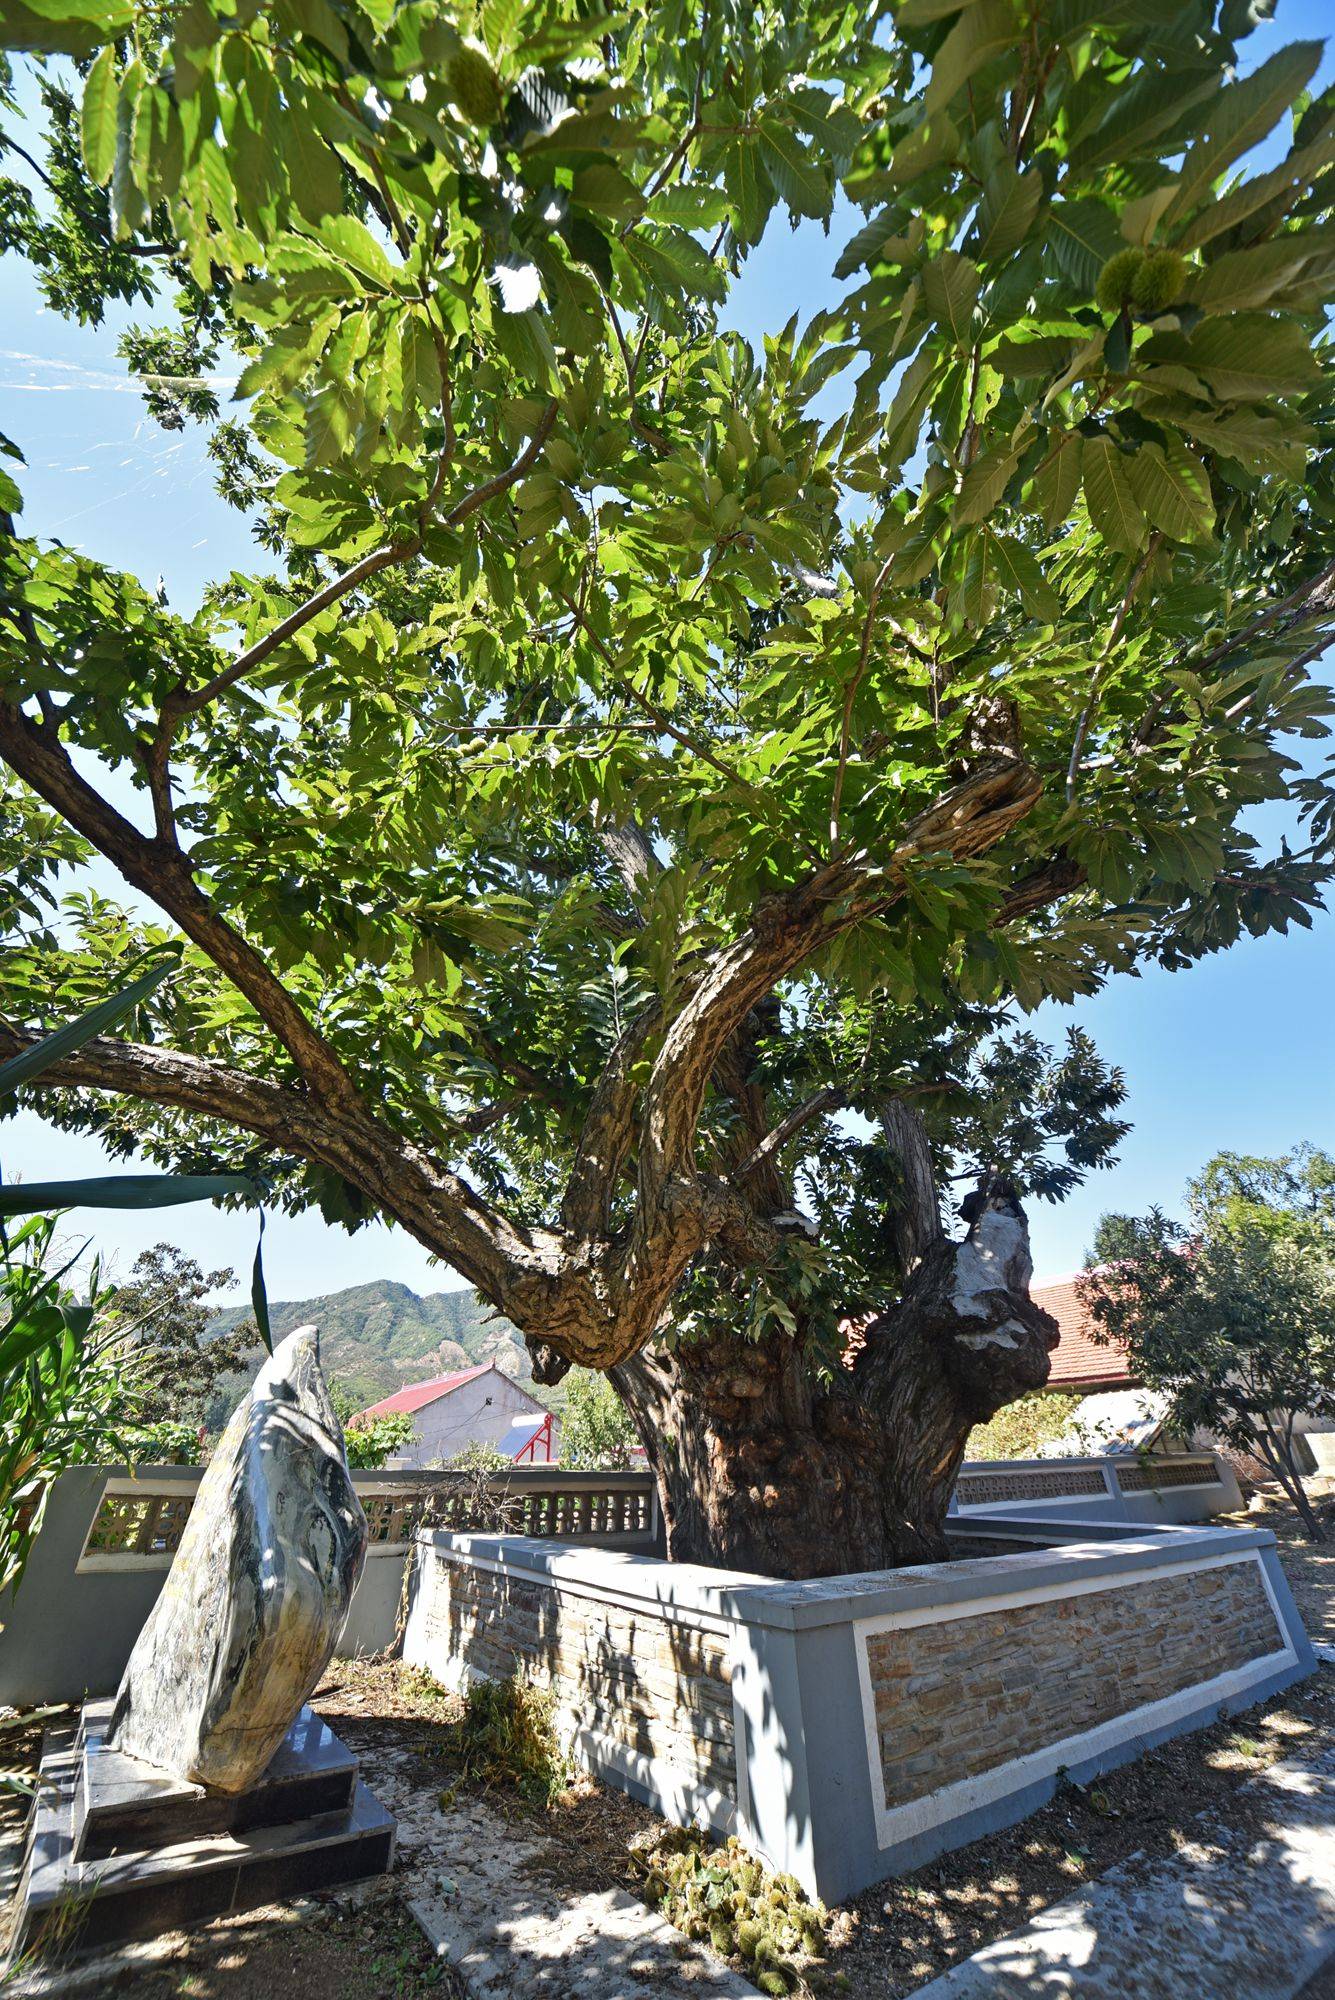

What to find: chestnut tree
left=2, top=0, right=1334, bottom=1573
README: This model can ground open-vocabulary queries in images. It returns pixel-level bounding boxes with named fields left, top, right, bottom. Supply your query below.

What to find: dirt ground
left=4, top=1482, right=1333, bottom=1999
left=1234, top=1478, right=1335, bottom=1645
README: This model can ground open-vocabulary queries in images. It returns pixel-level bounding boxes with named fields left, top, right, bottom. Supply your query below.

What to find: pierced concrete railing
left=949, top=1450, right=1241, bottom=1523
left=0, top=1451, right=1237, bottom=1707
left=76, top=1466, right=658, bottom=1567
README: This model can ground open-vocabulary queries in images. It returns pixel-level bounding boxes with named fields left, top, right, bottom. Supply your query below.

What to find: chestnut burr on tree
left=2, top=0, right=1333, bottom=1573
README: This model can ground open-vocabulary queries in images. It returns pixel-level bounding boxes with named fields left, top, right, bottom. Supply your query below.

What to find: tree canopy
left=2, top=0, right=1334, bottom=1395
left=1082, top=1146, right=1335, bottom=1538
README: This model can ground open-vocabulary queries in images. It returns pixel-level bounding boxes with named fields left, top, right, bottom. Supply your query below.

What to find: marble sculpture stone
left=106, top=1324, right=368, bottom=1793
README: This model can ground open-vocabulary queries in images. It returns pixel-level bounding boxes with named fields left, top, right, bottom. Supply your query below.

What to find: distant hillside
left=206, top=1278, right=544, bottom=1420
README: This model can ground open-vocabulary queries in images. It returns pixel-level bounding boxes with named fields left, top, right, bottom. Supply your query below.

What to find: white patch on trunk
left=954, top=1319, right=1023, bottom=1351
left=771, top=1210, right=818, bottom=1238
left=951, top=1208, right=1032, bottom=1318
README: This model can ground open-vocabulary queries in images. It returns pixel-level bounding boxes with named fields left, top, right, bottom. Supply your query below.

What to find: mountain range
left=206, top=1278, right=545, bottom=1413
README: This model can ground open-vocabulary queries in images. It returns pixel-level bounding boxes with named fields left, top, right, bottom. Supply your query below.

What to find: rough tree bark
left=601, top=1171, right=1057, bottom=1578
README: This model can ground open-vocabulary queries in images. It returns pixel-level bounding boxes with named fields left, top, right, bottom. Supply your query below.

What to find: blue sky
left=2, top=7, right=1333, bottom=1302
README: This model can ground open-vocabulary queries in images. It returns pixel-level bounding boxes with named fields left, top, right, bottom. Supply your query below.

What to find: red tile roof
left=357, top=1363, right=493, bottom=1420
left=1032, top=1274, right=1137, bottom=1389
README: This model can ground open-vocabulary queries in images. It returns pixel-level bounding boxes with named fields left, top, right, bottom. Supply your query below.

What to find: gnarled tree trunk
left=610, top=1177, right=1057, bottom=1579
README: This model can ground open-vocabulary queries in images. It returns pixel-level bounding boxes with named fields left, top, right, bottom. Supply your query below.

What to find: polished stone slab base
left=11, top=1704, right=394, bottom=1961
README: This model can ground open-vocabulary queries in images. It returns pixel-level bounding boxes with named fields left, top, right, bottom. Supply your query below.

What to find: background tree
left=103, top=1242, right=262, bottom=1430
left=329, top=1384, right=416, bottom=1470
left=560, top=1368, right=640, bottom=1469
left=1081, top=1148, right=1335, bottom=1538
left=2, top=0, right=1334, bottom=1575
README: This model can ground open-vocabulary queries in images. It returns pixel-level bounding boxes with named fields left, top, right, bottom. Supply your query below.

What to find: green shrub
left=442, top=1672, right=572, bottom=1808
left=966, top=1390, right=1075, bottom=1461
left=343, top=1410, right=415, bottom=1468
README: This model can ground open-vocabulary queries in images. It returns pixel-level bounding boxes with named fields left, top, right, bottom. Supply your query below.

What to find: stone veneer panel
left=420, top=1557, right=735, bottom=1800
left=867, top=1558, right=1283, bottom=1810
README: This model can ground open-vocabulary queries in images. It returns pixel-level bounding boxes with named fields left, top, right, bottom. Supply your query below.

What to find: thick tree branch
left=733, top=1085, right=847, bottom=1183
left=997, top=856, right=1085, bottom=923
left=0, top=702, right=360, bottom=1107
left=0, top=1025, right=303, bottom=1144
left=875, top=1096, right=942, bottom=1273
left=562, top=1002, right=663, bottom=1238
left=641, top=757, right=1041, bottom=1200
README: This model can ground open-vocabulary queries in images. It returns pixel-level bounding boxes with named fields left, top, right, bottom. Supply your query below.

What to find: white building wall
left=389, top=1367, right=549, bottom=1469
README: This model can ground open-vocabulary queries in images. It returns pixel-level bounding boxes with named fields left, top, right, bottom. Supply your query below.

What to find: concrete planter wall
left=403, top=1518, right=1314, bottom=1904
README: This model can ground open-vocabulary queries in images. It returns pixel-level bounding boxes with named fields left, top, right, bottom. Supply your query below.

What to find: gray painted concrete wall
left=0, top=1464, right=659, bottom=1708
left=0, top=1449, right=1246, bottom=1717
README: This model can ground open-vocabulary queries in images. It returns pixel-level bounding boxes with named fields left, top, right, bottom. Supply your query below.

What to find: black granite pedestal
left=10, top=1699, right=395, bottom=1960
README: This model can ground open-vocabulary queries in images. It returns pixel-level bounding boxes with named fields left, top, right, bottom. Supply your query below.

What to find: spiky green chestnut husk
left=447, top=45, right=505, bottom=126
left=736, top=1919, right=764, bottom=1959
left=1131, top=248, right=1188, bottom=312
left=1095, top=248, right=1146, bottom=313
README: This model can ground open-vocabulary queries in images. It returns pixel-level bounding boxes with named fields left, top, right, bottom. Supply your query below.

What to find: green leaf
left=1152, top=315, right=1323, bottom=402
left=1070, top=64, right=1208, bottom=174
left=251, top=1206, right=271, bottom=1352
left=924, top=0, right=1016, bottom=115
left=1119, top=183, right=1179, bottom=247
left=954, top=444, right=1017, bottom=526
left=972, top=162, right=1041, bottom=263
left=987, top=532, right=1061, bottom=621
left=921, top=250, right=980, bottom=345
left=756, top=119, right=828, bottom=220
left=1165, top=40, right=1324, bottom=228
left=574, top=160, right=644, bottom=222
left=110, top=58, right=148, bottom=239
left=834, top=210, right=911, bottom=280
left=0, top=1174, right=258, bottom=1215
left=1045, top=198, right=1122, bottom=295
left=1126, top=438, right=1214, bottom=545
left=1176, top=130, right=1335, bottom=251
left=989, top=334, right=1077, bottom=378
left=0, top=956, right=177, bottom=1101
left=284, top=111, right=342, bottom=224
left=724, top=135, right=773, bottom=248
left=954, top=528, right=999, bottom=626
left=1183, top=238, right=1324, bottom=315
left=897, top=0, right=968, bottom=21
left=882, top=111, right=959, bottom=188
left=80, top=45, right=118, bottom=186
left=1083, top=436, right=1147, bottom=554
left=1162, top=404, right=1313, bottom=481
left=317, top=213, right=397, bottom=288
